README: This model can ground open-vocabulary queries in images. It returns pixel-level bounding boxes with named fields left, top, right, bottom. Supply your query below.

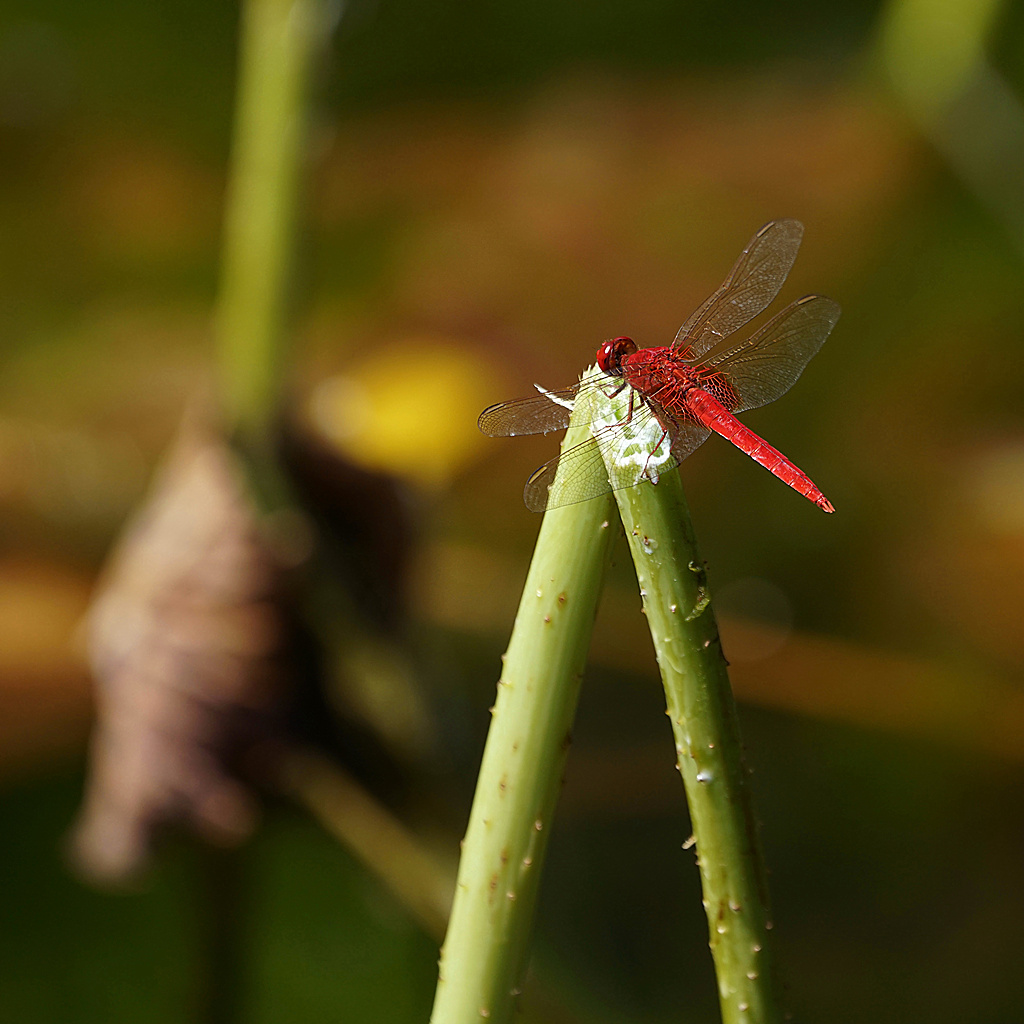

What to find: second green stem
left=614, top=471, right=782, bottom=1024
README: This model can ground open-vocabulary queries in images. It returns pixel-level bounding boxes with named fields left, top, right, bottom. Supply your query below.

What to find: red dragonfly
left=479, top=219, right=840, bottom=513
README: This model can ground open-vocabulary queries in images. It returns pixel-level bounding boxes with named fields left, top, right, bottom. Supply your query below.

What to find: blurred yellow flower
left=307, top=338, right=501, bottom=488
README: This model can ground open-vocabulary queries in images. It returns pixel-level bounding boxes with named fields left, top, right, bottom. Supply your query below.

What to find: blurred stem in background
left=195, top=848, right=247, bottom=1024
left=216, top=0, right=334, bottom=454
left=210, top=3, right=447, bottom=1019
left=279, top=750, right=455, bottom=943
left=215, top=0, right=432, bottom=754
left=204, top=1, right=331, bottom=1021
left=879, top=0, right=1024, bottom=254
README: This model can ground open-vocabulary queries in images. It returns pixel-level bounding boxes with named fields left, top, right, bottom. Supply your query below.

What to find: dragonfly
left=478, top=219, right=840, bottom=513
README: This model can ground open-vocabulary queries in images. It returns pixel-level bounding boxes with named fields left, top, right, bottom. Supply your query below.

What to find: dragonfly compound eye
left=596, top=336, right=637, bottom=375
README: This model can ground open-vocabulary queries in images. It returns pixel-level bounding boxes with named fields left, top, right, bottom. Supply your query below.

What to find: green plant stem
left=216, top=0, right=330, bottom=447
left=213, top=0, right=431, bottom=761
left=613, top=470, right=782, bottom=1024
left=196, top=6, right=329, bottom=1021
left=430, top=422, right=617, bottom=1024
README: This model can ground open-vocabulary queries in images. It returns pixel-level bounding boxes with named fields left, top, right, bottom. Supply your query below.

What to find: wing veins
left=708, top=294, right=840, bottom=413
left=673, top=219, right=804, bottom=361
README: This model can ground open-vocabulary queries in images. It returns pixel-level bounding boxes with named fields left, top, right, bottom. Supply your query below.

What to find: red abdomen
left=686, top=389, right=834, bottom=512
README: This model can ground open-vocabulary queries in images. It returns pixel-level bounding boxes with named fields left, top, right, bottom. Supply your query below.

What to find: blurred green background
left=4, top=0, right=1024, bottom=1021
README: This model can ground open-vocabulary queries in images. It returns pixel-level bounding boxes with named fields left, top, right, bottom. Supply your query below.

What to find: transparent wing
left=673, top=219, right=804, bottom=361
left=523, top=435, right=617, bottom=511
left=478, top=367, right=622, bottom=437
left=523, top=409, right=710, bottom=512
left=478, top=386, right=577, bottom=437
left=666, top=417, right=712, bottom=463
left=707, top=294, right=840, bottom=413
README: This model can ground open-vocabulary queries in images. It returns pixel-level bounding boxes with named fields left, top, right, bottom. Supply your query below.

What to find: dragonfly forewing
left=673, top=219, right=804, bottom=361
left=477, top=367, right=630, bottom=438
left=478, top=386, right=577, bottom=437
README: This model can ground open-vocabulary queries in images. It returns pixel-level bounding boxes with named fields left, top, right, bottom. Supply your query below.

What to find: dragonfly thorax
left=596, top=336, right=638, bottom=376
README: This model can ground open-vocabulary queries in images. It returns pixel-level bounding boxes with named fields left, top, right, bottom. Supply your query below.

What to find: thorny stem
left=436, top=364, right=784, bottom=1022
left=599, top=388, right=783, bottom=1022
left=429, top=406, right=617, bottom=1024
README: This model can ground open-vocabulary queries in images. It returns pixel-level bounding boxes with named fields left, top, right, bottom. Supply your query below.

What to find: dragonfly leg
left=620, top=388, right=638, bottom=425
left=604, top=381, right=629, bottom=401
left=642, top=428, right=669, bottom=479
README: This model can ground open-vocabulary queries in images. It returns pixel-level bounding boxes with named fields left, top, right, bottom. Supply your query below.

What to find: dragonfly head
left=596, top=336, right=637, bottom=376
